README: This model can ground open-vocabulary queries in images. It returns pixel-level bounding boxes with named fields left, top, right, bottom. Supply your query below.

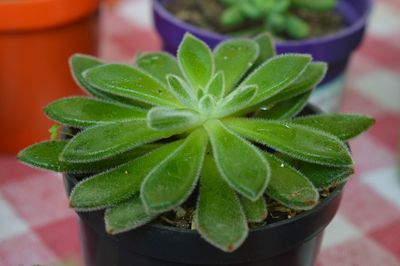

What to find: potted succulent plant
left=18, top=34, right=373, bottom=266
left=152, top=0, right=372, bottom=112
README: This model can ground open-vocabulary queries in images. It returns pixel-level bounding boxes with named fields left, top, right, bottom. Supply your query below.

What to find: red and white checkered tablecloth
left=1, top=0, right=399, bottom=265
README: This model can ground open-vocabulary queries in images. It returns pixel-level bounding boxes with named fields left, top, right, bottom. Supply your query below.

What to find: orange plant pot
left=0, top=0, right=100, bottom=154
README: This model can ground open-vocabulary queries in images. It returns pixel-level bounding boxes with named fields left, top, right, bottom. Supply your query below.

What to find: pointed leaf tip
left=196, top=155, right=248, bottom=252
left=242, top=54, right=312, bottom=106
left=45, top=97, right=147, bottom=127
left=264, top=152, right=319, bottom=210
left=136, top=52, right=183, bottom=84
left=214, top=39, right=259, bottom=93
left=253, top=32, right=276, bottom=67
left=263, top=61, right=327, bottom=105
left=296, top=160, right=354, bottom=190
left=240, top=195, right=268, bottom=223
left=105, top=196, right=156, bottom=235
left=69, top=54, right=107, bottom=99
left=178, top=33, right=214, bottom=90
left=18, top=141, right=160, bottom=174
left=226, top=119, right=353, bottom=167
left=293, top=114, right=375, bottom=141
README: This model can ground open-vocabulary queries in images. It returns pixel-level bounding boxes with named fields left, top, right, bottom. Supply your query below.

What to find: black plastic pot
left=64, top=175, right=343, bottom=266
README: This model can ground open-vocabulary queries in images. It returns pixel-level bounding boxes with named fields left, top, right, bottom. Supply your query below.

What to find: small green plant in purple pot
left=220, top=0, right=337, bottom=39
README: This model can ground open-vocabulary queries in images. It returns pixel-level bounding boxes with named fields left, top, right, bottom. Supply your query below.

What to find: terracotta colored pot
left=0, top=0, right=100, bottom=153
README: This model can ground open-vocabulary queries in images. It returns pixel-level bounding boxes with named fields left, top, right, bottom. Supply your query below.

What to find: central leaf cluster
left=146, top=35, right=262, bottom=131
left=147, top=70, right=257, bottom=131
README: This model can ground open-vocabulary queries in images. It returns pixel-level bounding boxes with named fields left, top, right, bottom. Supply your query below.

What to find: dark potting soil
left=154, top=187, right=336, bottom=230
left=163, top=0, right=344, bottom=40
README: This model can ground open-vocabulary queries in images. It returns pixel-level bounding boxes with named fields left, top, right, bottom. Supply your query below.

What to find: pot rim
left=0, top=0, right=100, bottom=32
left=152, top=0, right=373, bottom=47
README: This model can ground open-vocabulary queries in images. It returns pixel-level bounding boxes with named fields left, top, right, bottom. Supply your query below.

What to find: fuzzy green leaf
left=83, top=64, right=180, bottom=107
left=253, top=33, right=275, bottom=67
left=241, top=1, right=263, bottom=18
left=18, top=141, right=160, bottom=174
left=45, top=97, right=147, bottom=127
left=217, top=85, right=258, bottom=117
left=70, top=54, right=149, bottom=107
left=297, top=161, right=354, bottom=190
left=221, top=6, right=244, bottom=26
left=269, top=13, right=287, bottom=34
left=225, top=118, right=353, bottom=166
left=147, top=107, right=201, bottom=131
left=214, top=39, right=259, bottom=93
left=240, top=195, right=268, bottom=223
left=198, top=95, right=216, bottom=115
left=69, top=141, right=182, bottom=210
left=178, top=34, right=214, bottom=90
left=206, top=72, right=225, bottom=100
left=257, top=91, right=311, bottom=120
left=205, top=120, right=269, bottom=200
left=61, top=120, right=180, bottom=163
left=241, top=54, right=311, bottom=106
left=284, top=14, right=310, bottom=39
left=136, top=52, right=183, bottom=84
left=264, top=62, right=327, bottom=105
left=196, top=156, right=248, bottom=252
left=166, top=75, right=196, bottom=107
left=272, top=0, right=291, bottom=12
left=69, top=54, right=108, bottom=99
left=141, top=129, right=208, bottom=214
left=105, top=195, right=156, bottom=234
left=263, top=152, right=319, bottom=210
left=293, top=114, right=375, bottom=141
left=275, top=147, right=355, bottom=191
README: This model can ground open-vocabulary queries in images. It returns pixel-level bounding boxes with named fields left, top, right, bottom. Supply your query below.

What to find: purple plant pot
left=152, top=0, right=372, bottom=111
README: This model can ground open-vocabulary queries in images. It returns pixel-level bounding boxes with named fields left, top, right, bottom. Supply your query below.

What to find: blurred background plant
left=220, top=0, right=336, bottom=39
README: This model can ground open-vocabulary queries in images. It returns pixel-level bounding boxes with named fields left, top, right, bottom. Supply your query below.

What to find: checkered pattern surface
left=1, top=0, right=399, bottom=265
